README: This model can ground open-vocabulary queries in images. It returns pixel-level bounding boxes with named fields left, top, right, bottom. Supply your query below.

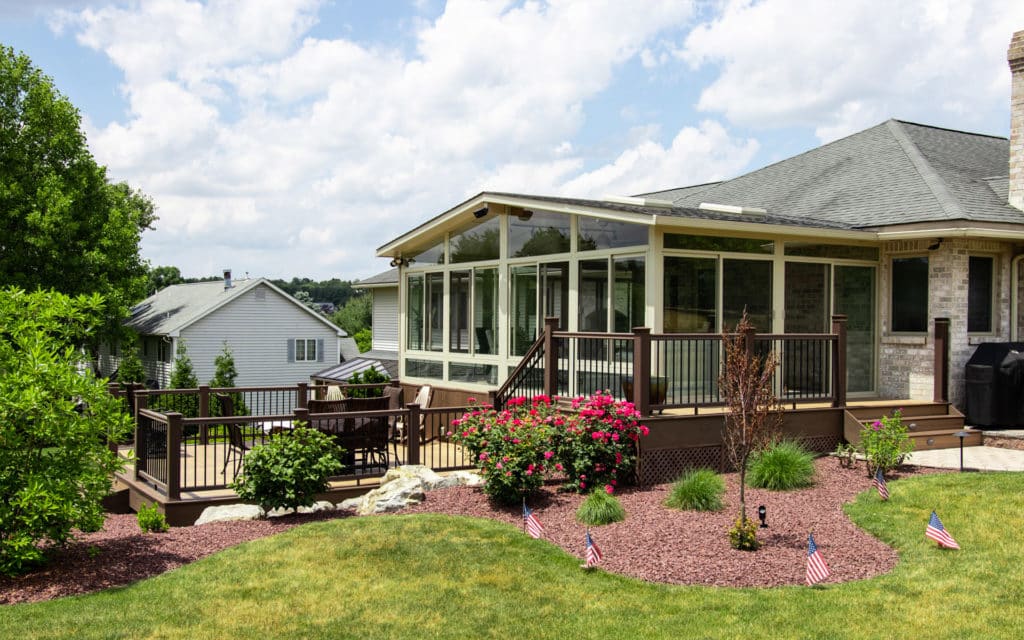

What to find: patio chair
left=394, top=385, right=432, bottom=445
left=217, top=394, right=250, bottom=475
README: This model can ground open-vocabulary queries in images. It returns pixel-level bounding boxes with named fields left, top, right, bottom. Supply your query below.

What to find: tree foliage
left=0, top=288, right=132, bottom=575
left=718, top=311, right=782, bottom=545
left=332, top=293, right=372, bottom=336
left=115, top=331, right=146, bottom=384
left=271, top=277, right=356, bottom=309
left=230, top=427, right=343, bottom=512
left=209, top=342, right=248, bottom=416
left=0, top=47, right=155, bottom=342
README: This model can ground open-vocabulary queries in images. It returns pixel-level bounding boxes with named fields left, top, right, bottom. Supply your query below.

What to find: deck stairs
left=843, top=402, right=982, bottom=452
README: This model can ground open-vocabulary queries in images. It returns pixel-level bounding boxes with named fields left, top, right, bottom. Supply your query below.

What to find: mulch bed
left=0, top=458, right=941, bottom=605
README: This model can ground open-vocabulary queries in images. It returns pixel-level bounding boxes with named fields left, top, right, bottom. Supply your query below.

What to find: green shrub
left=833, top=442, right=858, bottom=468
left=0, top=288, right=133, bottom=576
left=860, top=409, right=914, bottom=476
left=576, top=489, right=626, bottom=526
left=345, top=368, right=390, bottom=398
left=728, top=515, right=759, bottom=551
left=748, top=440, right=816, bottom=490
left=664, top=468, right=725, bottom=511
left=136, top=502, right=169, bottom=533
left=230, top=426, right=343, bottom=512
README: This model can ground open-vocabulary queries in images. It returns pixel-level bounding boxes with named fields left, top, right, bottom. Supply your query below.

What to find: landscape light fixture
left=473, top=206, right=489, bottom=219
left=757, top=505, right=768, bottom=528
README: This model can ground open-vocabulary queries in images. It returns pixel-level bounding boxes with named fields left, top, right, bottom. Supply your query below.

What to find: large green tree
left=0, top=46, right=155, bottom=341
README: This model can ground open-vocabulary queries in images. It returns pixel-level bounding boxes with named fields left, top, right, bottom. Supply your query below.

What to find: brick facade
left=1009, top=30, right=1024, bottom=211
left=878, top=238, right=1014, bottom=408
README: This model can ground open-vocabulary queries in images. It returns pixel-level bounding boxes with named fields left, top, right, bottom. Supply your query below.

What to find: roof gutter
left=652, top=215, right=875, bottom=242
left=875, top=227, right=1024, bottom=241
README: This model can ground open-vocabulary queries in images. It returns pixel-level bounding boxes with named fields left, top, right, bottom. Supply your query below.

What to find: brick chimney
left=223, top=268, right=232, bottom=290
left=1010, top=30, right=1024, bottom=210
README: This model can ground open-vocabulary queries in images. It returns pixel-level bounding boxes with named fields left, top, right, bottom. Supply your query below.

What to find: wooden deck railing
left=496, top=315, right=859, bottom=414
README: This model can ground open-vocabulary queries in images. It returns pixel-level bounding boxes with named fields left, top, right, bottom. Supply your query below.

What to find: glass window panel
left=835, top=266, right=876, bottom=393
left=784, top=262, right=830, bottom=333
left=968, top=256, right=994, bottom=333
left=784, top=243, right=879, bottom=261
left=613, top=257, right=645, bottom=332
left=426, top=272, right=444, bottom=351
left=578, top=259, right=609, bottom=332
left=891, top=257, right=928, bottom=332
left=578, top=216, right=648, bottom=251
left=510, top=265, right=538, bottom=356
left=509, top=210, right=570, bottom=257
left=542, top=262, right=569, bottom=330
left=449, top=270, right=471, bottom=353
left=449, top=363, right=498, bottom=385
left=663, top=257, right=716, bottom=332
left=449, top=216, right=500, bottom=263
left=411, top=241, right=444, bottom=265
left=473, top=268, right=498, bottom=355
left=406, top=274, right=424, bottom=350
left=665, top=234, right=773, bottom=254
left=723, top=259, right=772, bottom=332
left=406, top=359, right=443, bottom=379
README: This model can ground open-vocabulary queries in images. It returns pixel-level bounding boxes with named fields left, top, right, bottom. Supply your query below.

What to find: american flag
left=523, top=503, right=543, bottom=539
left=584, top=531, right=603, bottom=567
left=806, top=533, right=832, bottom=586
left=926, top=511, right=960, bottom=549
left=873, top=468, right=889, bottom=500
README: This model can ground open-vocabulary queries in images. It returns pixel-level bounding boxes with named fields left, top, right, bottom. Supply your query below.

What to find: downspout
left=1012, top=255, right=1024, bottom=341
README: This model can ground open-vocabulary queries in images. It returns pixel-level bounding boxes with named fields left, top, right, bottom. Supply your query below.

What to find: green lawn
left=1, top=472, right=1022, bottom=639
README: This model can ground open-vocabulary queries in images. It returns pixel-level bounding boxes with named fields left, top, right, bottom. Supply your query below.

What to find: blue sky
left=2, top=0, right=1022, bottom=280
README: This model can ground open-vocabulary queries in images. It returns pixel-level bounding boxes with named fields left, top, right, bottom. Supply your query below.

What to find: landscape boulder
left=194, top=503, right=265, bottom=525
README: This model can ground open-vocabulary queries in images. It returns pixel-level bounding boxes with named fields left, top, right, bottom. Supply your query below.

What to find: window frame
left=890, top=255, right=929, bottom=334
left=294, top=338, right=317, bottom=362
left=967, top=255, right=996, bottom=334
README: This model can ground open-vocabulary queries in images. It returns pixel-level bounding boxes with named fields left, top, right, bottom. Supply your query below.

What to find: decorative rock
left=382, top=465, right=445, bottom=490
left=337, top=497, right=362, bottom=511
left=194, top=503, right=264, bottom=525
left=448, top=470, right=484, bottom=487
left=353, top=476, right=425, bottom=515
left=266, top=500, right=337, bottom=518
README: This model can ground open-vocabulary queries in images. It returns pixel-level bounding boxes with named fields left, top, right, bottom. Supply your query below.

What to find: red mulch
left=0, top=459, right=941, bottom=604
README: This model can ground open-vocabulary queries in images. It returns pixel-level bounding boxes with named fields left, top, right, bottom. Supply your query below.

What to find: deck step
left=846, top=402, right=952, bottom=421
left=906, top=428, right=983, bottom=451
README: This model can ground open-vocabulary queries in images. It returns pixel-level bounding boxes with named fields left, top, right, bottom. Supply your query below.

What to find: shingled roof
left=641, top=120, right=1020, bottom=229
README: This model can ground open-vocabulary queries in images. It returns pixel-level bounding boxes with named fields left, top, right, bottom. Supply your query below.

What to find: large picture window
left=891, top=257, right=928, bottom=332
left=968, top=256, right=994, bottom=333
left=663, top=257, right=716, bottom=333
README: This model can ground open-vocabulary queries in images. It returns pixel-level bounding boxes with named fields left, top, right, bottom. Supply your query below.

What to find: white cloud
left=561, top=120, right=758, bottom=197
left=56, top=0, right=700, bottom=279
left=680, top=0, right=1024, bottom=141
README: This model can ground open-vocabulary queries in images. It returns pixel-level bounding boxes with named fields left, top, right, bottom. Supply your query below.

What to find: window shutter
left=287, top=338, right=295, bottom=363
left=317, top=338, right=325, bottom=362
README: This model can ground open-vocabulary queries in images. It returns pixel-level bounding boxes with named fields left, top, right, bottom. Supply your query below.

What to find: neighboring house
left=347, top=268, right=400, bottom=379
left=373, top=30, right=1024, bottom=410
left=99, top=270, right=355, bottom=389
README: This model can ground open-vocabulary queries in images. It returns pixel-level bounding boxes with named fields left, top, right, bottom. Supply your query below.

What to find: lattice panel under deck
left=640, top=446, right=723, bottom=485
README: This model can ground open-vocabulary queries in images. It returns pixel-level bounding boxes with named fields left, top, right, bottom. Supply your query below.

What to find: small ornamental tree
left=0, top=288, right=133, bottom=575
left=860, top=409, right=914, bottom=477
left=719, top=311, right=782, bottom=550
left=153, top=342, right=199, bottom=417
left=209, top=342, right=248, bottom=416
left=116, top=331, right=146, bottom=385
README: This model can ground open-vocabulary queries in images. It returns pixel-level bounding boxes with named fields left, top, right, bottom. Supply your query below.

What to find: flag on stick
left=584, top=531, right=602, bottom=568
left=873, top=468, right=890, bottom=500
left=925, top=511, right=960, bottom=549
left=806, top=533, right=832, bottom=586
left=523, top=502, right=544, bottom=539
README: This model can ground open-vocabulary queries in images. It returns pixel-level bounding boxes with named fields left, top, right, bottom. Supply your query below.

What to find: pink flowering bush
left=859, top=408, right=914, bottom=476
left=449, top=396, right=558, bottom=504
left=551, top=392, right=649, bottom=493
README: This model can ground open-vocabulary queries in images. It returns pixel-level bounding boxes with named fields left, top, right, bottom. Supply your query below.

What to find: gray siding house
left=101, top=273, right=352, bottom=389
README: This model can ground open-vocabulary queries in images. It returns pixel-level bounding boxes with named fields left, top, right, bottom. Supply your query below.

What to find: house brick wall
left=1009, top=30, right=1024, bottom=211
left=878, top=238, right=1014, bottom=408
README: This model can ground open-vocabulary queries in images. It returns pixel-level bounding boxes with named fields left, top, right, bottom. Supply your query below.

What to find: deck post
left=407, top=403, right=421, bottom=465
left=166, top=412, right=182, bottom=501
left=632, top=327, right=652, bottom=416
left=933, top=317, right=950, bottom=403
left=543, top=316, right=559, bottom=398
left=831, top=315, right=848, bottom=408
left=297, top=382, right=309, bottom=409
left=198, top=385, right=210, bottom=444
left=134, top=393, right=149, bottom=480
